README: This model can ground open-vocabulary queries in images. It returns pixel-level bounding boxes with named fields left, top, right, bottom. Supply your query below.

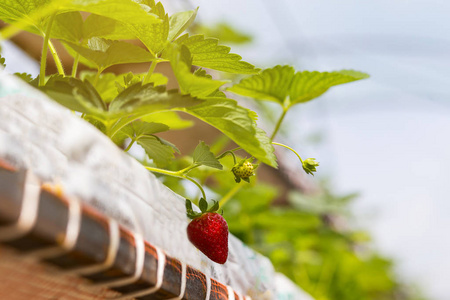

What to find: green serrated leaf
left=288, top=70, right=370, bottom=107
left=80, top=71, right=118, bottom=102
left=80, top=71, right=167, bottom=103
left=141, top=111, right=193, bottom=130
left=194, top=68, right=227, bottom=97
left=107, top=84, right=203, bottom=136
left=28, top=75, right=40, bottom=88
left=155, top=135, right=180, bottom=154
left=166, top=44, right=227, bottom=97
left=136, top=0, right=155, bottom=8
left=65, top=37, right=154, bottom=71
left=0, top=0, right=159, bottom=40
left=227, top=65, right=295, bottom=105
left=42, top=78, right=201, bottom=138
left=137, top=135, right=176, bottom=167
left=40, top=76, right=107, bottom=116
left=228, top=65, right=369, bottom=109
left=82, top=116, right=107, bottom=135
left=62, top=41, right=97, bottom=69
left=109, top=83, right=201, bottom=116
left=199, top=197, right=208, bottom=213
left=66, top=0, right=159, bottom=26
left=115, top=72, right=143, bottom=94
left=83, top=14, right=135, bottom=41
left=115, top=72, right=167, bottom=94
left=124, top=0, right=169, bottom=55
left=14, top=72, right=34, bottom=83
left=172, top=34, right=260, bottom=74
left=50, top=11, right=83, bottom=42
left=0, top=0, right=60, bottom=36
left=54, top=12, right=135, bottom=66
left=115, top=120, right=170, bottom=144
left=133, top=120, right=170, bottom=136
left=112, top=123, right=134, bottom=146
left=192, top=22, right=252, bottom=45
left=193, top=68, right=211, bottom=79
left=208, top=90, right=227, bottom=98
left=144, top=72, right=168, bottom=87
left=167, top=7, right=198, bottom=42
left=67, top=0, right=163, bottom=56
left=192, top=141, right=223, bottom=170
left=184, top=98, right=277, bottom=168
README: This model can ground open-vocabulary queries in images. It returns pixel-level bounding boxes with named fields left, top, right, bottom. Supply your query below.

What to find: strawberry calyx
left=186, top=198, right=220, bottom=219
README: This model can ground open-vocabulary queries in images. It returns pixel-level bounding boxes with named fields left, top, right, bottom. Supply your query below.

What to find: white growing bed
left=0, top=68, right=313, bottom=300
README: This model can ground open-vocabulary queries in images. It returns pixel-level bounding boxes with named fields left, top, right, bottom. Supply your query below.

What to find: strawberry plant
left=0, top=0, right=369, bottom=267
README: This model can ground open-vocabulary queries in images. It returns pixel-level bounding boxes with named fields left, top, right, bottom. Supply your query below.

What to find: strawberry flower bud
left=302, top=158, right=319, bottom=175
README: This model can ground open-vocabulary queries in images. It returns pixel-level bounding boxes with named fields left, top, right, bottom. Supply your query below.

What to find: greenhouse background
left=180, top=0, right=450, bottom=299
left=1, top=0, right=449, bottom=299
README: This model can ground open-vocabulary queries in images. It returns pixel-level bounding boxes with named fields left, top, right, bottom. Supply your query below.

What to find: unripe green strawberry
left=187, top=212, right=229, bottom=264
left=232, top=158, right=257, bottom=183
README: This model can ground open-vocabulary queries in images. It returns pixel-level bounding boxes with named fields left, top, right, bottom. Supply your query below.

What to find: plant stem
left=218, top=183, right=242, bottom=209
left=124, top=140, right=135, bottom=152
left=48, top=40, right=64, bottom=76
left=145, top=166, right=181, bottom=177
left=272, top=142, right=304, bottom=164
left=93, top=68, right=102, bottom=87
left=0, top=2, right=61, bottom=41
left=71, top=53, right=80, bottom=77
left=177, top=164, right=200, bottom=175
left=270, top=107, right=288, bottom=141
left=184, top=176, right=206, bottom=201
left=39, top=13, right=56, bottom=86
left=144, top=166, right=206, bottom=201
left=143, top=60, right=158, bottom=84
left=216, top=150, right=237, bottom=165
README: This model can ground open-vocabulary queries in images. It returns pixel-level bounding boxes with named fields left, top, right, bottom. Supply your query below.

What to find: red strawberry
left=186, top=199, right=229, bottom=264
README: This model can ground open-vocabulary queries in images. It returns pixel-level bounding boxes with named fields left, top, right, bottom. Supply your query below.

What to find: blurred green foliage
left=190, top=22, right=252, bottom=44
left=225, top=180, right=425, bottom=299
left=162, top=150, right=427, bottom=300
